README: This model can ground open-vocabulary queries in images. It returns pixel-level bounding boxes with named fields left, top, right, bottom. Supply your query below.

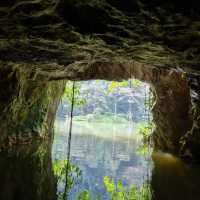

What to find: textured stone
left=0, top=63, right=66, bottom=144
left=0, top=0, right=200, bottom=72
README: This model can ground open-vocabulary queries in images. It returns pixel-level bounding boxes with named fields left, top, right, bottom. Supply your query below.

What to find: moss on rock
left=0, top=63, right=66, bottom=144
left=0, top=0, right=200, bottom=72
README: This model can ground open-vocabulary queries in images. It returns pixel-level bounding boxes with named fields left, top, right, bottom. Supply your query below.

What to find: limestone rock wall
left=180, top=75, right=200, bottom=161
left=0, top=64, right=66, bottom=145
left=0, top=0, right=200, bottom=72
left=152, top=71, right=192, bottom=154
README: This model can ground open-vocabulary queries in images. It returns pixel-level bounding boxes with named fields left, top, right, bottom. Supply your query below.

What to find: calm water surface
left=52, top=118, right=152, bottom=199
left=52, top=119, right=200, bottom=200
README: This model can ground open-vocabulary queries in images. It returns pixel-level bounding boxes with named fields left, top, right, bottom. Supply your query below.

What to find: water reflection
left=0, top=122, right=200, bottom=199
left=52, top=119, right=151, bottom=199
left=53, top=119, right=200, bottom=200
left=0, top=142, right=56, bottom=200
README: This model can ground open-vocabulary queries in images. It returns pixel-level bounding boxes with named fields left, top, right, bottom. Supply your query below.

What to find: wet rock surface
left=180, top=75, right=200, bottom=161
left=0, top=0, right=200, bottom=71
left=0, top=64, right=66, bottom=144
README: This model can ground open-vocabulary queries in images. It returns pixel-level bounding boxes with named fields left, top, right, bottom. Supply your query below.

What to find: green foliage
left=76, top=190, right=92, bottom=200
left=136, top=145, right=150, bottom=156
left=136, top=122, right=154, bottom=156
left=60, top=79, right=147, bottom=124
left=137, top=122, right=153, bottom=138
left=53, top=159, right=82, bottom=197
left=76, top=191, right=102, bottom=200
left=103, top=176, right=116, bottom=194
left=76, top=176, right=152, bottom=200
left=108, top=81, right=127, bottom=93
left=131, top=79, right=141, bottom=88
left=63, top=81, right=87, bottom=107
left=107, top=79, right=141, bottom=93
left=103, top=176, right=152, bottom=200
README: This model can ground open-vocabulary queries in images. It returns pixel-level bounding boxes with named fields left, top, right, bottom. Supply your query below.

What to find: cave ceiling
left=0, top=0, right=200, bottom=81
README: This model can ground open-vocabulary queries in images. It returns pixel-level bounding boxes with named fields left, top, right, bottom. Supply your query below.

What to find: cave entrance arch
left=52, top=62, right=192, bottom=155
left=0, top=62, right=192, bottom=158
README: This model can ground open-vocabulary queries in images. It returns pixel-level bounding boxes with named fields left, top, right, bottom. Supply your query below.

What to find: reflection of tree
left=55, top=130, right=145, bottom=190
left=53, top=116, right=154, bottom=199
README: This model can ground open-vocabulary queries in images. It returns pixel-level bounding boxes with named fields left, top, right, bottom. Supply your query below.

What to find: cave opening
left=47, top=62, right=198, bottom=200
left=0, top=61, right=197, bottom=200
left=0, top=62, right=199, bottom=200
left=52, top=79, right=154, bottom=199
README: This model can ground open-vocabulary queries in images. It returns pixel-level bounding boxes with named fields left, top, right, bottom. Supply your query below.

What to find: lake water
left=0, top=119, right=200, bottom=199
left=52, top=118, right=152, bottom=199
left=52, top=118, right=200, bottom=200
